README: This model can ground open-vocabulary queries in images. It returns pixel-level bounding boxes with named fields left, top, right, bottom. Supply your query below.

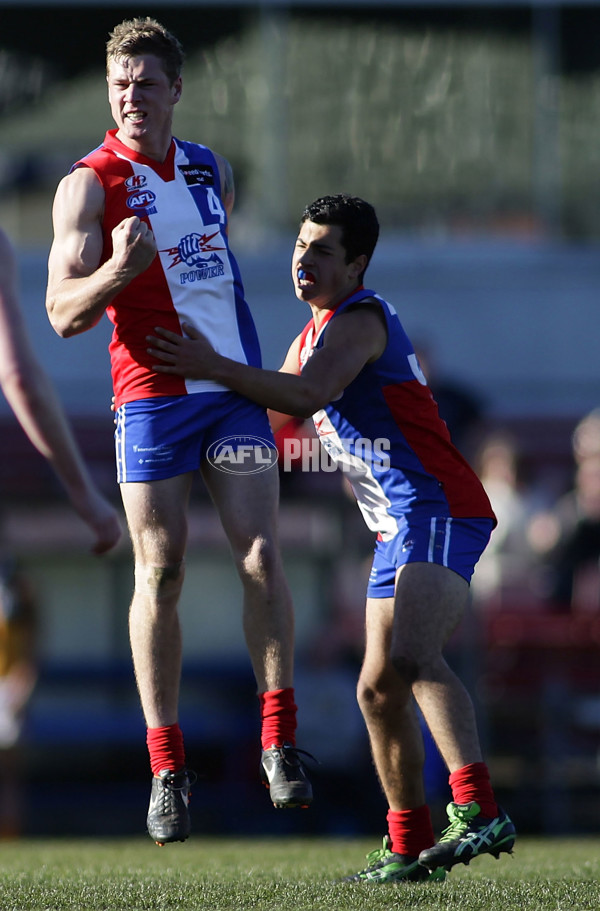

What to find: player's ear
left=350, top=254, right=368, bottom=280
left=171, top=76, right=183, bottom=104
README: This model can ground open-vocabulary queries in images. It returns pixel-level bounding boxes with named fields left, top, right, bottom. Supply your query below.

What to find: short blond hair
left=106, top=17, right=184, bottom=84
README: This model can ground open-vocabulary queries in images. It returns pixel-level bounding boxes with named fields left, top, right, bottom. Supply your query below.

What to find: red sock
left=146, top=723, right=186, bottom=777
left=449, top=762, right=498, bottom=818
left=386, top=806, right=435, bottom=857
left=259, top=687, right=297, bottom=750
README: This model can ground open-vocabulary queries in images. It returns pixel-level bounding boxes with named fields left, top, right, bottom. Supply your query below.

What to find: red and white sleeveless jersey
left=72, top=130, right=261, bottom=408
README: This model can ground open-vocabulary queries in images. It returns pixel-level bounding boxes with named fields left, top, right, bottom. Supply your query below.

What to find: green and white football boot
left=341, top=835, right=446, bottom=883
left=419, top=801, right=516, bottom=872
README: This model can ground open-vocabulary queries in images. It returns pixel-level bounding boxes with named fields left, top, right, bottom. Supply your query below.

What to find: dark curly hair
left=300, top=194, right=379, bottom=280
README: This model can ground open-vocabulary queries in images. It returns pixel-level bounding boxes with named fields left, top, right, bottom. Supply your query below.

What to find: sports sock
left=449, top=762, right=498, bottom=818
left=259, top=687, right=297, bottom=750
left=386, top=805, right=435, bottom=857
left=146, top=723, right=186, bottom=777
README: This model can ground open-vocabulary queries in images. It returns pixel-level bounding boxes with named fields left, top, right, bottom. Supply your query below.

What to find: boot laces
left=440, top=803, right=479, bottom=843
left=279, top=745, right=318, bottom=768
left=363, top=836, right=394, bottom=869
left=158, top=770, right=196, bottom=810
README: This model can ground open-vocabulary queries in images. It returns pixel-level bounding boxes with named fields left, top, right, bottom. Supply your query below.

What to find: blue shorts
left=367, top=516, right=494, bottom=599
left=114, top=392, right=275, bottom=483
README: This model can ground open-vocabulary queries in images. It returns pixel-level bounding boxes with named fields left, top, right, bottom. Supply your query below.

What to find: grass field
left=0, top=836, right=599, bottom=911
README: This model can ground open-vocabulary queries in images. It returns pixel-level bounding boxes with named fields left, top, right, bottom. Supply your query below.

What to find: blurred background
left=1, top=0, right=599, bottom=840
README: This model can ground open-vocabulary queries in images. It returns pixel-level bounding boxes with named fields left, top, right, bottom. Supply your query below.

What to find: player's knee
left=357, top=673, right=394, bottom=717
left=357, top=678, right=380, bottom=715
left=237, top=535, right=279, bottom=586
left=390, top=653, right=420, bottom=685
left=134, top=561, right=185, bottom=599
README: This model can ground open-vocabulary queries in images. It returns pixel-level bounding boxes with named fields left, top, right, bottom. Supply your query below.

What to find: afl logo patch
left=126, top=190, right=157, bottom=210
left=124, top=174, right=148, bottom=191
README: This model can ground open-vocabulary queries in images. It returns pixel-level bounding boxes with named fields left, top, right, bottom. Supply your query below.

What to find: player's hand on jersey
left=111, top=216, right=157, bottom=278
left=147, top=322, right=217, bottom=380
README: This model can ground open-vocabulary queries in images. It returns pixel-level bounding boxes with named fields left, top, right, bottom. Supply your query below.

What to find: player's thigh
left=201, top=459, right=281, bottom=548
left=361, top=596, right=396, bottom=684
left=119, top=473, right=194, bottom=564
left=392, top=562, right=470, bottom=663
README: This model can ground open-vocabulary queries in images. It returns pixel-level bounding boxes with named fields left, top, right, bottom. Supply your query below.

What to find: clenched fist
left=111, top=216, right=157, bottom=278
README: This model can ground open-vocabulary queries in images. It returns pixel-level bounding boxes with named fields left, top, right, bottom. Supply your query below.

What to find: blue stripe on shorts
left=367, top=516, right=495, bottom=599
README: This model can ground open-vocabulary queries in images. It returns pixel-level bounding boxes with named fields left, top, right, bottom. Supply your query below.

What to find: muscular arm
left=0, top=229, right=122, bottom=554
left=46, top=167, right=157, bottom=338
left=147, top=305, right=388, bottom=418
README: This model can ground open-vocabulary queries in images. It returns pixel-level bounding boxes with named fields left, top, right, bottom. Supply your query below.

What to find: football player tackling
left=147, top=194, right=516, bottom=880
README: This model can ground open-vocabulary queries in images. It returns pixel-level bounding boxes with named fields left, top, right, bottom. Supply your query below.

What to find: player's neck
left=115, top=128, right=173, bottom=163
left=310, top=283, right=364, bottom=329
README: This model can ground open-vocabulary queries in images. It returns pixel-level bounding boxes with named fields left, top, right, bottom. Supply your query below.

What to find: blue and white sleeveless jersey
left=298, top=288, right=495, bottom=541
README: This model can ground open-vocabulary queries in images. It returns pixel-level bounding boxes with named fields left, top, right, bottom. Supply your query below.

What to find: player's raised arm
left=46, top=167, right=157, bottom=338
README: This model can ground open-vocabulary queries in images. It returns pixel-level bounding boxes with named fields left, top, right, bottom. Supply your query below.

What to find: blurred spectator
left=572, top=407, right=600, bottom=462
left=528, top=408, right=600, bottom=612
left=470, top=430, right=547, bottom=609
left=0, top=548, right=38, bottom=838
